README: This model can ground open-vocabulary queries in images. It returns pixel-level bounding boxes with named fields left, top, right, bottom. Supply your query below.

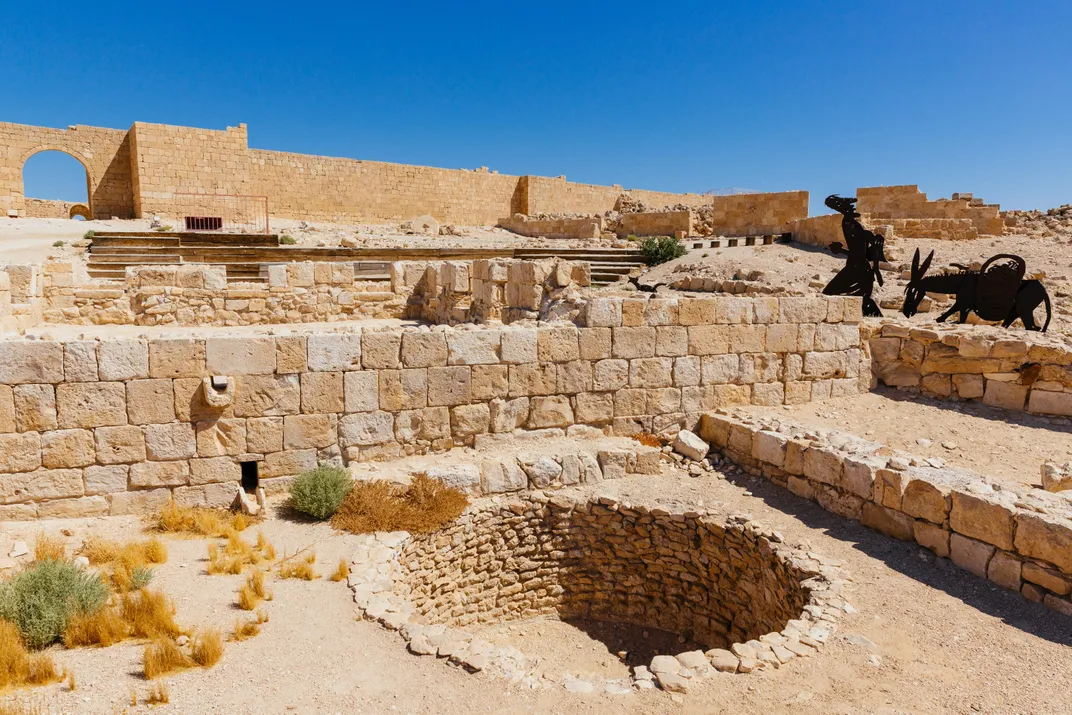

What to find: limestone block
left=100, top=340, right=152, bottom=379
left=611, top=327, right=656, bottom=360
left=84, top=465, right=128, bottom=495
left=701, top=354, right=738, bottom=384
left=283, top=414, right=338, bottom=450
left=950, top=490, right=1015, bottom=550
left=987, top=550, right=1023, bottom=590
left=646, top=387, right=681, bottom=415
left=300, top=372, right=345, bottom=413
left=195, top=419, right=247, bottom=457
left=509, top=363, right=556, bottom=397
left=982, top=380, right=1027, bottom=411
left=108, top=488, right=173, bottom=516
left=555, top=361, right=592, bottom=395
left=234, top=375, right=300, bottom=417
left=490, top=397, right=529, bottom=433
left=427, top=366, right=471, bottom=407
left=803, top=447, right=842, bottom=486
left=378, top=370, right=427, bottom=411
left=751, top=382, right=785, bottom=406
left=0, top=433, right=41, bottom=473
left=0, top=387, right=13, bottom=433
left=13, top=384, right=57, bottom=432
left=860, top=502, right=914, bottom=541
left=592, top=360, right=628, bottom=392
left=145, top=423, right=197, bottom=461
left=597, top=450, right=629, bottom=479
left=537, top=327, right=580, bottom=363
left=672, top=356, right=701, bottom=387
left=653, top=326, right=687, bottom=358
left=275, top=336, right=308, bottom=374
left=401, top=332, right=447, bottom=368
left=500, top=329, right=537, bottom=364
left=451, top=404, right=490, bottom=438
left=481, top=459, right=526, bottom=493
left=343, top=371, right=379, bottom=413
left=1014, top=512, right=1072, bottom=573
left=56, top=382, right=127, bottom=429
left=63, top=341, right=99, bottom=382
left=913, top=521, right=950, bottom=557
left=629, top=358, right=673, bottom=388
left=752, top=430, right=787, bottom=468
left=901, top=476, right=951, bottom=524
left=613, top=388, right=647, bottom=417
left=339, top=412, right=395, bottom=447
left=1028, top=390, right=1072, bottom=417
left=125, top=379, right=175, bottom=425
left=94, top=426, right=146, bottom=465
left=779, top=296, right=829, bottom=323
left=38, top=496, right=109, bottom=519
left=172, top=483, right=237, bottom=510
left=802, top=352, right=845, bottom=379
left=950, top=533, right=995, bottom=578
left=0, top=468, right=82, bottom=504
left=1022, top=562, right=1072, bottom=596
left=471, top=365, right=509, bottom=401
left=448, top=331, right=500, bottom=365
left=765, top=324, right=799, bottom=353
left=0, top=341, right=63, bottom=384
left=361, top=331, right=402, bottom=369
left=308, top=333, right=363, bottom=371
left=246, top=417, right=283, bottom=454
left=673, top=430, right=709, bottom=461
left=205, top=337, right=275, bottom=375
left=527, top=396, right=574, bottom=429
left=148, top=339, right=205, bottom=379
left=189, top=457, right=242, bottom=486
left=40, top=429, right=94, bottom=469
left=574, top=393, right=613, bottom=424
left=261, top=449, right=318, bottom=479
left=578, top=329, right=612, bottom=361
left=840, top=455, right=883, bottom=500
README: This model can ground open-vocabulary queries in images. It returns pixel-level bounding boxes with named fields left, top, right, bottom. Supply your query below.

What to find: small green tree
left=639, top=235, right=687, bottom=266
left=288, top=465, right=354, bottom=520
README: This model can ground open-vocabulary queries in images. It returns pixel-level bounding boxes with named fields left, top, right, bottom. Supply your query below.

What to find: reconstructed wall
left=498, top=214, right=603, bottom=240
left=707, top=191, right=809, bottom=237
left=22, top=198, right=89, bottom=220
left=400, top=496, right=811, bottom=647
left=857, top=185, right=1003, bottom=236
left=619, top=210, right=693, bottom=238
left=0, top=121, right=134, bottom=219
left=700, top=411, right=1072, bottom=617
left=868, top=322, right=1072, bottom=417
left=0, top=293, right=864, bottom=519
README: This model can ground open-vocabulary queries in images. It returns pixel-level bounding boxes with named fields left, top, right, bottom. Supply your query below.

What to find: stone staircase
left=86, top=232, right=646, bottom=285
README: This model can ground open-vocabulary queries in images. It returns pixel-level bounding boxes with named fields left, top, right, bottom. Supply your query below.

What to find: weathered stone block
left=94, top=426, right=146, bottom=465
left=13, top=384, right=57, bottom=432
left=283, top=414, right=338, bottom=450
left=339, top=412, right=395, bottom=447
left=450, top=404, right=491, bottom=438
left=753, top=430, right=787, bottom=468
left=0, top=341, right=63, bottom=384
left=205, top=337, right=276, bottom=375
left=234, top=375, right=300, bottom=417
left=803, top=446, right=842, bottom=486
left=1014, top=512, right=1072, bottom=573
left=528, top=396, right=574, bottom=429
left=148, top=339, right=205, bottom=379
left=427, top=366, right=471, bottom=406
left=145, top=423, right=197, bottom=461
left=629, top=358, right=673, bottom=388
left=126, top=379, right=176, bottom=425
left=246, top=417, right=283, bottom=454
left=40, top=429, right=94, bottom=469
left=509, top=363, right=556, bottom=397
left=950, top=490, right=1015, bottom=550
left=448, top=331, right=500, bottom=365
left=361, top=331, right=402, bottom=369
left=987, top=550, right=1023, bottom=590
left=471, top=365, right=509, bottom=401
left=300, top=371, right=345, bottom=414
left=195, top=419, right=247, bottom=457
left=130, top=460, right=190, bottom=488
left=107, top=488, right=172, bottom=516
left=84, top=465, right=128, bottom=495
left=500, top=329, right=537, bottom=364
left=308, top=333, right=363, bottom=371
left=860, top=502, right=914, bottom=541
left=38, top=496, right=109, bottom=519
left=63, top=341, right=99, bottom=383
left=0, top=433, right=41, bottom=474
left=261, top=449, right=318, bottom=478
left=378, top=369, right=427, bottom=411
left=343, top=371, right=379, bottom=413
left=57, top=382, right=127, bottom=429
left=490, top=397, right=529, bottom=433
left=913, top=521, right=950, bottom=557
left=274, top=336, right=308, bottom=374
left=611, top=327, right=656, bottom=360
left=555, top=361, right=592, bottom=394
left=687, top=325, right=729, bottom=356
left=189, top=457, right=242, bottom=486
left=982, top=380, right=1027, bottom=411
left=401, top=332, right=447, bottom=368
left=901, top=476, right=950, bottom=524
left=950, top=533, right=995, bottom=578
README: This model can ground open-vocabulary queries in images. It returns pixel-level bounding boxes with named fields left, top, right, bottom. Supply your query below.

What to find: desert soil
left=0, top=457, right=1069, bottom=714
left=747, top=387, right=1072, bottom=488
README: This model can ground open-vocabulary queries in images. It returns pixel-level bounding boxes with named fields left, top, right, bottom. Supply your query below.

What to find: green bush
left=639, top=236, right=687, bottom=266
left=51, top=240, right=65, bottom=248
left=155, top=225, right=172, bottom=233
left=0, top=560, right=108, bottom=648
left=279, top=235, right=296, bottom=245
left=83, top=230, right=95, bottom=240
left=288, top=465, right=353, bottom=520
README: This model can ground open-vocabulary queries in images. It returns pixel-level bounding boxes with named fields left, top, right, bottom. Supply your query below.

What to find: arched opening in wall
left=21, top=150, right=91, bottom=219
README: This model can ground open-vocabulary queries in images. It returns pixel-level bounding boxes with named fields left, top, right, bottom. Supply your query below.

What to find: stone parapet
left=498, top=214, right=603, bottom=240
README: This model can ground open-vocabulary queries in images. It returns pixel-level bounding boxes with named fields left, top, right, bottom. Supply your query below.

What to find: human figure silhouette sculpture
left=822, top=194, right=886, bottom=317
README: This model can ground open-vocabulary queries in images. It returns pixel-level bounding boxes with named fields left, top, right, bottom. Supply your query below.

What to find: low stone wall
left=498, top=214, right=603, bottom=240
left=670, top=274, right=799, bottom=296
left=857, top=185, right=1004, bottom=236
left=699, top=411, right=1072, bottom=617
left=884, top=217, right=978, bottom=241
left=22, top=198, right=88, bottom=220
left=869, top=322, right=1072, bottom=417
left=618, top=210, right=692, bottom=238
left=0, top=293, right=864, bottom=520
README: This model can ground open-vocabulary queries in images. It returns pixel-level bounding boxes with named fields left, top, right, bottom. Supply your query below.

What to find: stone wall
left=400, top=495, right=813, bottom=648
left=0, top=293, right=863, bottom=520
left=619, top=210, right=692, bottom=238
left=520, top=176, right=712, bottom=216
left=699, top=410, right=1072, bottom=617
left=498, top=214, right=603, bottom=240
left=857, top=185, right=1004, bottom=236
left=868, top=322, right=1072, bottom=417
left=706, top=191, right=809, bottom=237
left=22, top=198, right=88, bottom=220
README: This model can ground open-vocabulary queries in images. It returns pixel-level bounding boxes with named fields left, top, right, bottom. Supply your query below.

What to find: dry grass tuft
left=121, top=589, right=181, bottom=640
left=206, top=532, right=275, bottom=576
left=331, top=472, right=469, bottom=535
left=32, top=533, right=66, bottom=563
left=0, top=620, right=61, bottom=689
left=153, top=500, right=256, bottom=538
left=236, top=585, right=258, bottom=611
left=330, top=559, right=349, bottom=582
left=231, top=619, right=260, bottom=641
left=0, top=699, right=44, bottom=715
left=62, top=607, right=128, bottom=648
left=146, top=681, right=169, bottom=704
left=190, top=629, right=223, bottom=668
left=142, top=637, right=192, bottom=679
left=632, top=432, right=664, bottom=448
left=81, top=536, right=168, bottom=593
left=66, top=670, right=75, bottom=691
left=278, top=552, right=317, bottom=581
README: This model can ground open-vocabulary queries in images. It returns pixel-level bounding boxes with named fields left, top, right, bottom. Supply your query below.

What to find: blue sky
left=6, top=1, right=1071, bottom=213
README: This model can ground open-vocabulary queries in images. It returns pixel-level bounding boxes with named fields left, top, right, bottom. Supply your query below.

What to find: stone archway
left=19, top=146, right=95, bottom=218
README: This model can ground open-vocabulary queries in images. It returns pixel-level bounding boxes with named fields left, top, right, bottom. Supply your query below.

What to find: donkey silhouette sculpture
left=902, top=249, right=1052, bottom=332
left=821, top=194, right=886, bottom=317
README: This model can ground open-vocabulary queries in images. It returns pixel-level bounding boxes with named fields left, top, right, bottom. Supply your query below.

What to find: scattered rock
left=673, top=430, right=710, bottom=461
left=563, top=678, right=594, bottom=694
left=8, top=541, right=29, bottom=559
left=655, top=672, right=690, bottom=693
left=1042, top=462, right=1072, bottom=492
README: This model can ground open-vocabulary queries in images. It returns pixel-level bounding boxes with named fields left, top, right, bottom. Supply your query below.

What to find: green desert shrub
left=279, top=235, right=297, bottom=245
left=288, top=465, right=353, bottom=520
left=0, top=560, right=109, bottom=648
left=82, top=230, right=95, bottom=240
left=51, top=240, right=65, bottom=248
left=639, top=235, right=687, bottom=266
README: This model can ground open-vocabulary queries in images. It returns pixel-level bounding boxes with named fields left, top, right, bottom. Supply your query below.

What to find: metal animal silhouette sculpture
left=901, top=249, right=1052, bottom=331
left=821, top=194, right=886, bottom=317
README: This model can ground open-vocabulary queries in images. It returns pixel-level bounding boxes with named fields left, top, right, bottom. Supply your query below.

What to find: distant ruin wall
left=707, top=191, right=809, bottom=237
left=857, top=185, right=1003, bottom=236
left=22, top=198, right=88, bottom=220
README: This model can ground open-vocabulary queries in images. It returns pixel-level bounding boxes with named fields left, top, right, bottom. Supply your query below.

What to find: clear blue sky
left=6, top=0, right=1071, bottom=213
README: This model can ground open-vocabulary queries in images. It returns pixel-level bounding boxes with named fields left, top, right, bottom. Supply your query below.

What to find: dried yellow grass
left=236, top=585, right=258, bottom=611
left=330, top=559, right=349, bottom=582
left=153, top=500, right=256, bottom=538
left=0, top=620, right=60, bottom=689
left=32, top=533, right=65, bottom=563
left=330, top=473, right=469, bottom=535
left=65, top=671, right=75, bottom=691
left=278, top=552, right=317, bottom=581
left=206, top=532, right=275, bottom=576
left=121, top=589, right=181, bottom=640
left=190, top=629, right=223, bottom=668
left=231, top=619, right=260, bottom=641
left=142, top=637, right=192, bottom=679
left=146, top=681, right=169, bottom=704
left=62, top=607, right=128, bottom=648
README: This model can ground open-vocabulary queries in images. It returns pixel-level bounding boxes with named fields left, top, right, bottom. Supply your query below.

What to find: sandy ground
left=0, top=457, right=1069, bottom=714
left=747, top=387, right=1072, bottom=488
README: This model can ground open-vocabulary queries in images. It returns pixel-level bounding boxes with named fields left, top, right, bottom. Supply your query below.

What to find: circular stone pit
left=349, top=491, right=852, bottom=693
